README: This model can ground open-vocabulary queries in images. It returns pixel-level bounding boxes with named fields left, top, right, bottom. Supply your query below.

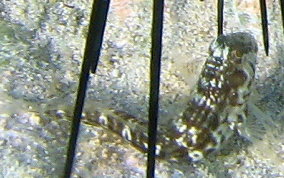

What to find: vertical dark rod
left=217, top=0, right=224, bottom=36
left=63, top=0, right=110, bottom=177
left=90, top=0, right=111, bottom=73
left=259, top=0, right=269, bottom=56
left=279, top=0, right=284, bottom=34
left=147, top=0, right=164, bottom=177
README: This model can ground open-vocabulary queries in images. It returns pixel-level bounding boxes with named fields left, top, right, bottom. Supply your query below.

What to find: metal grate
left=63, top=0, right=282, bottom=177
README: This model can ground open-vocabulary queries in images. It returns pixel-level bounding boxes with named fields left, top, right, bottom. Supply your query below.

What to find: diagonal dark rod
left=217, top=0, right=224, bottom=36
left=63, top=0, right=110, bottom=177
left=147, top=0, right=164, bottom=177
left=90, top=0, right=111, bottom=73
left=280, top=0, right=284, bottom=34
left=259, top=0, right=269, bottom=56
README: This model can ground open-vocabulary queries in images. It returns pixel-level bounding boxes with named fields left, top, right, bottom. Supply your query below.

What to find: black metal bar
left=63, top=0, right=110, bottom=177
left=280, top=0, right=284, bottom=34
left=90, top=0, right=111, bottom=73
left=217, top=0, right=224, bottom=36
left=147, top=0, right=164, bottom=177
left=259, top=0, right=269, bottom=56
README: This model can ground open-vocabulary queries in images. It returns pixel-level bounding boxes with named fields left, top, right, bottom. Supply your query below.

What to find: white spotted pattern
left=84, top=32, right=258, bottom=162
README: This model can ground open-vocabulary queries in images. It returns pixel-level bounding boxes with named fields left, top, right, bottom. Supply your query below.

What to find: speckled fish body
left=167, top=32, right=258, bottom=161
left=85, top=32, right=258, bottom=162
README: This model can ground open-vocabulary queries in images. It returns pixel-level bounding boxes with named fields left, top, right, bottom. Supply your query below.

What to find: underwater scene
left=0, top=0, right=283, bottom=177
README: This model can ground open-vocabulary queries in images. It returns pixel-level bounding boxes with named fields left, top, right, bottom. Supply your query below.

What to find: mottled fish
left=84, top=32, right=258, bottom=162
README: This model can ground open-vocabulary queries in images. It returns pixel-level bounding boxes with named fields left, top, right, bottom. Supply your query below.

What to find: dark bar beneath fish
left=64, top=0, right=111, bottom=177
left=147, top=0, right=164, bottom=177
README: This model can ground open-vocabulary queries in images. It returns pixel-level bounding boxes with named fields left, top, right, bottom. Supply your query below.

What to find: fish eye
left=230, top=50, right=243, bottom=64
left=234, top=50, right=243, bottom=58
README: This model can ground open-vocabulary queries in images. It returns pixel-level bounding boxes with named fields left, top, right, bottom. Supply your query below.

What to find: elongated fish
left=84, top=32, right=258, bottom=162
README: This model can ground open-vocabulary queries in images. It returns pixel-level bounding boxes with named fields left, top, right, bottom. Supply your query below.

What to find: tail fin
left=83, top=108, right=150, bottom=153
left=83, top=105, right=189, bottom=160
